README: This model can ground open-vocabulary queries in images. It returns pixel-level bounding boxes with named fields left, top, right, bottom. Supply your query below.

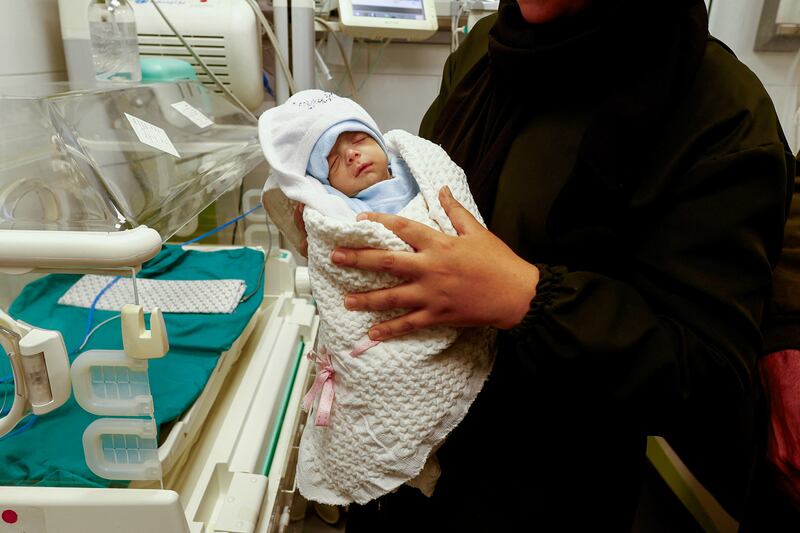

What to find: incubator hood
left=0, top=81, right=263, bottom=271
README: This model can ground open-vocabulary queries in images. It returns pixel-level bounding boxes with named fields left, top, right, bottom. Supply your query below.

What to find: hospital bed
left=0, top=81, right=316, bottom=532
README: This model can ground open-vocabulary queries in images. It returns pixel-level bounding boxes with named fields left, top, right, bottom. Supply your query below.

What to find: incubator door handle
left=121, top=304, right=170, bottom=359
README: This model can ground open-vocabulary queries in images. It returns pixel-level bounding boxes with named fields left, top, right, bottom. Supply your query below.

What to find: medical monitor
left=338, top=0, right=438, bottom=40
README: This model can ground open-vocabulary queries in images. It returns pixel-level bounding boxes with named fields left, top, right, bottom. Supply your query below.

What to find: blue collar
left=323, top=155, right=419, bottom=214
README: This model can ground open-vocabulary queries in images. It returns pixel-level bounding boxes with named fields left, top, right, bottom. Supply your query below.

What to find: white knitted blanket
left=297, top=130, right=493, bottom=505
left=291, top=129, right=495, bottom=505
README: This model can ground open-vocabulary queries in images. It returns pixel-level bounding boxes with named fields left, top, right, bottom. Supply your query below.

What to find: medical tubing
left=451, top=1, right=463, bottom=52
left=0, top=414, right=37, bottom=441
left=130, top=267, right=140, bottom=305
left=73, top=276, right=122, bottom=355
left=149, top=0, right=258, bottom=121
left=240, top=264, right=266, bottom=303
left=182, top=203, right=263, bottom=245
left=783, top=45, right=800, bottom=149
left=315, top=47, right=333, bottom=81
left=357, top=38, right=390, bottom=93
left=245, top=0, right=298, bottom=95
left=75, top=315, right=121, bottom=354
left=77, top=205, right=264, bottom=350
left=314, top=17, right=358, bottom=100
left=262, top=339, right=305, bottom=476
left=231, top=181, right=248, bottom=245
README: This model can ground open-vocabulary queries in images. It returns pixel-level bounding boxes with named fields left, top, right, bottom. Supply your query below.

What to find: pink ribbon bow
left=350, top=338, right=381, bottom=357
left=302, top=347, right=336, bottom=427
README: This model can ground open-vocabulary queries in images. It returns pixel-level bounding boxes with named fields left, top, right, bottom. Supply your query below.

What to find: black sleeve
left=763, top=170, right=800, bottom=353
left=508, top=141, right=791, bottom=434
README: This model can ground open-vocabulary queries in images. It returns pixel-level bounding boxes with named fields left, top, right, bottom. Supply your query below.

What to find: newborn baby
left=259, top=90, right=494, bottom=506
left=306, top=120, right=418, bottom=215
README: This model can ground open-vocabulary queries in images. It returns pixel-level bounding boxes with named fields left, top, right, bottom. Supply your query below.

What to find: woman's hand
left=293, top=203, right=308, bottom=257
left=332, top=186, right=540, bottom=341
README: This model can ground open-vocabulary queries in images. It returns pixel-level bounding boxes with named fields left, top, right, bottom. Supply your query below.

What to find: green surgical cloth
left=0, top=245, right=264, bottom=487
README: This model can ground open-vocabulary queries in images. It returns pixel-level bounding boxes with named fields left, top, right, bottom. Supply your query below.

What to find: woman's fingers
left=356, top=212, right=437, bottom=250
left=367, top=309, right=436, bottom=341
left=345, top=284, right=424, bottom=312
left=439, top=186, right=483, bottom=236
left=293, top=203, right=309, bottom=257
left=331, top=248, right=421, bottom=278
left=293, top=203, right=306, bottom=233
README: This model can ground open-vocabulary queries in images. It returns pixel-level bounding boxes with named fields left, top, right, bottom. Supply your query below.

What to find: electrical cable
left=244, top=0, right=298, bottom=95
left=74, top=314, right=122, bottom=355
left=783, top=44, right=800, bottom=151
left=357, top=38, right=391, bottom=93
left=451, top=0, right=465, bottom=52
left=73, top=205, right=266, bottom=353
left=150, top=0, right=258, bottom=120
left=314, top=17, right=359, bottom=100
left=72, top=276, right=122, bottom=356
left=240, top=263, right=266, bottom=303
left=315, top=47, right=333, bottom=81
left=0, top=413, right=38, bottom=441
left=183, top=203, right=263, bottom=246
left=231, top=181, right=247, bottom=245
left=0, top=384, right=8, bottom=420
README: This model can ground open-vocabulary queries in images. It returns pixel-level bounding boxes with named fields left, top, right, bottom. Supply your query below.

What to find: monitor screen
left=350, top=0, right=426, bottom=21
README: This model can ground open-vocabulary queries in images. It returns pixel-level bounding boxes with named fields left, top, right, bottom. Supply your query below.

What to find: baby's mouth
left=356, top=162, right=372, bottom=177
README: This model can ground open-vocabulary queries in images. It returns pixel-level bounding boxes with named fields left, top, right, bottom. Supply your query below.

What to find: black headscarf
left=430, top=0, right=709, bottom=229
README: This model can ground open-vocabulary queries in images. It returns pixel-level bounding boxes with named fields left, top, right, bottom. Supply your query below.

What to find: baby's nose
left=346, top=148, right=360, bottom=164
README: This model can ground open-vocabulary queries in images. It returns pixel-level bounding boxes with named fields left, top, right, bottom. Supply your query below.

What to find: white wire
left=356, top=38, right=391, bottom=93
left=783, top=45, right=800, bottom=153
left=451, top=3, right=457, bottom=52
left=0, top=382, right=7, bottom=419
left=451, top=0, right=465, bottom=52
left=130, top=267, right=140, bottom=306
left=244, top=0, right=298, bottom=96
left=76, top=314, right=122, bottom=354
left=314, top=17, right=359, bottom=100
left=315, top=47, right=333, bottom=81
left=149, top=0, right=258, bottom=120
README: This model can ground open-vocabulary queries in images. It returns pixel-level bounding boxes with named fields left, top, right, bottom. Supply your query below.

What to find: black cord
left=230, top=178, right=247, bottom=245
left=240, top=261, right=266, bottom=303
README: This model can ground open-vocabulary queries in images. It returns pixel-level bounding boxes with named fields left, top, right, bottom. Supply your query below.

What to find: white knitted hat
left=259, top=90, right=383, bottom=220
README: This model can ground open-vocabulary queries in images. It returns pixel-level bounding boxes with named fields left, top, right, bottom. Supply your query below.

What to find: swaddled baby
left=259, top=90, right=495, bottom=505
left=304, top=116, right=419, bottom=215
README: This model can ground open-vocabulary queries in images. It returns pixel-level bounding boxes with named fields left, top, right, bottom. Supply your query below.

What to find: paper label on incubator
left=124, top=113, right=181, bottom=158
left=171, top=101, right=214, bottom=129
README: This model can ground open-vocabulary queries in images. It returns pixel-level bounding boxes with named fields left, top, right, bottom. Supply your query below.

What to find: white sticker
left=124, top=113, right=181, bottom=158
left=171, top=101, right=214, bottom=129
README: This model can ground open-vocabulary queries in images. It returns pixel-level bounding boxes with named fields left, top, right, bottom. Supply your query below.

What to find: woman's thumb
left=439, top=186, right=481, bottom=236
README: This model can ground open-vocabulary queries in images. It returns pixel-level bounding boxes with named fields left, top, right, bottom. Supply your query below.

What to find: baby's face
left=326, top=131, right=390, bottom=197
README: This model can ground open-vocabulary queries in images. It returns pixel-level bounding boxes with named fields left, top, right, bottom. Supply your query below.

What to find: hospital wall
left=710, top=0, right=800, bottom=152
left=323, top=40, right=450, bottom=134
left=0, top=0, right=67, bottom=85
